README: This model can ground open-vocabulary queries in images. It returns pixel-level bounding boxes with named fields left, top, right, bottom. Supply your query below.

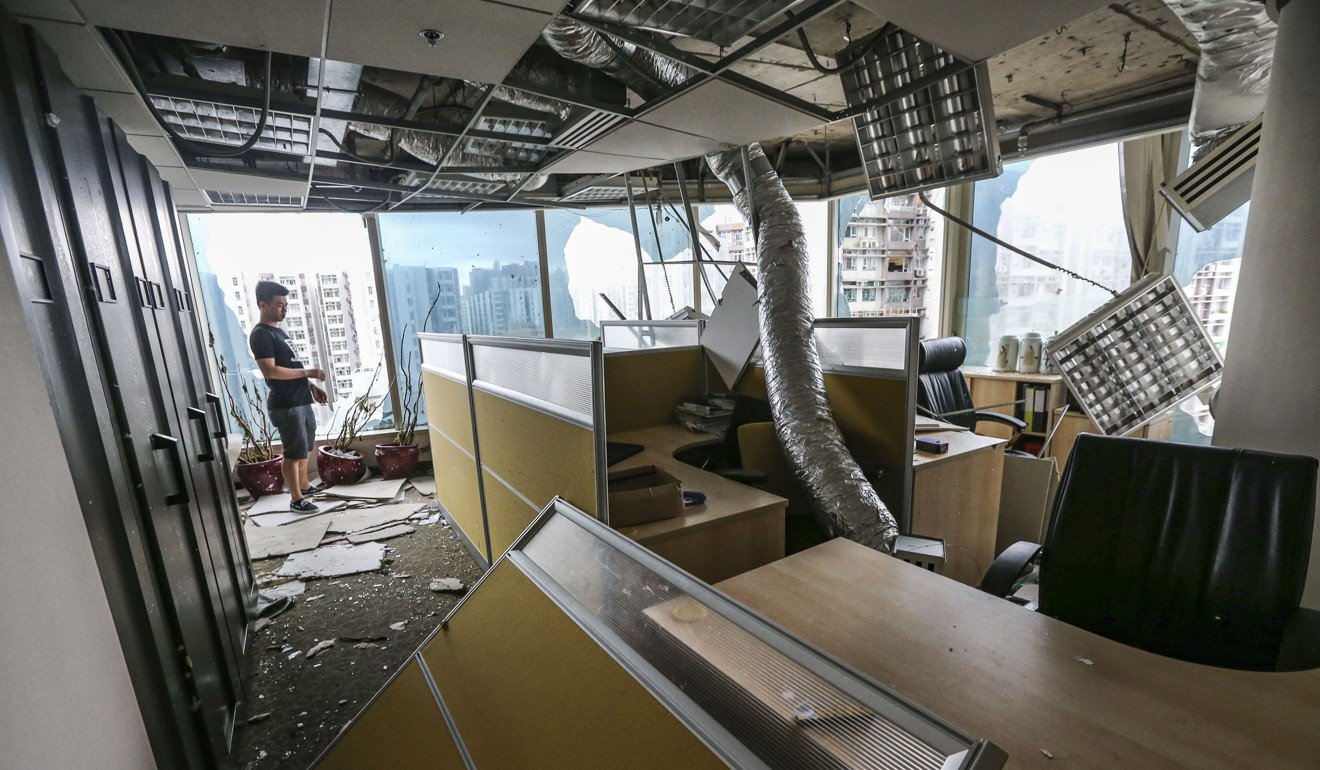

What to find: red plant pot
left=317, top=446, right=366, bottom=485
left=374, top=443, right=420, bottom=480
left=235, top=455, right=284, bottom=498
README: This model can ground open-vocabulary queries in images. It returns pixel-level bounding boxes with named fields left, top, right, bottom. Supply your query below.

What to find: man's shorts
left=270, top=404, right=317, bottom=460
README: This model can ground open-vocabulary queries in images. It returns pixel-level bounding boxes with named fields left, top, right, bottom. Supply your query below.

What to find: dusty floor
left=234, top=488, right=483, bottom=769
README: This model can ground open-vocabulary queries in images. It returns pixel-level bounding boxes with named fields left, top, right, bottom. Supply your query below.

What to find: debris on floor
left=276, top=542, right=387, bottom=579
left=347, top=523, right=415, bottom=544
left=250, top=501, right=346, bottom=528
left=408, top=476, right=437, bottom=496
left=263, top=580, right=307, bottom=601
left=429, top=577, right=465, bottom=593
left=327, top=503, right=424, bottom=534
left=305, top=639, right=336, bottom=659
left=244, top=518, right=333, bottom=559
left=322, top=477, right=407, bottom=501
left=389, top=621, right=407, bottom=631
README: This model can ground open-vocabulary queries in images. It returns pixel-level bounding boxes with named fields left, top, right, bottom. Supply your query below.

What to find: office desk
left=609, top=424, right=787, bottom=583
left=719, top=538, right=1320, bottom=769
left=911, top=430, right=1006, bottom=586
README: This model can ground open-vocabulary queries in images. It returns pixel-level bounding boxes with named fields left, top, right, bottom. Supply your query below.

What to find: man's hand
left=311, top=383, right=328, bottom=405
left=305, top=367, right=326, bottom=381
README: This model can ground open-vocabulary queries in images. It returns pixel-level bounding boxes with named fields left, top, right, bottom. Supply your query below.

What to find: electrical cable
left=792, top=18, right=879, bottom=76
left=317, top=128, right=395, bottom=166
left=108, top=30, right=273, bottom=158
left=918, top=191, right=1120, bottom=297
left=313, top=187, right=394, bottom=213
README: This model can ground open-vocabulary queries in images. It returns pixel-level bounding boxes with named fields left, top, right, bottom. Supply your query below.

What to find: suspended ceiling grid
left=2, top=0, right=1197, bottom=211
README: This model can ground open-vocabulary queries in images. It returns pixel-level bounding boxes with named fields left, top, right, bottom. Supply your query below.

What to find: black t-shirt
left=249, top=323, right=313, bottom=409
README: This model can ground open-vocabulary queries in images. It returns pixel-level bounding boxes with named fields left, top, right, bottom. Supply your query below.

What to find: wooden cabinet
left=962, top=366, right=1067, bottom=441
left=1047, top=408, right=1174, bottom=471
left=911, top=431, right=1006, bottom=586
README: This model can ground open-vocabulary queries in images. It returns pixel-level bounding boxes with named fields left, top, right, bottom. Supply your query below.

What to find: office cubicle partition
left=602, top=320, right=708, bottom=434
left=420, top=334, right=609, bottom=564
left=736, top=317, right=920, bottom=530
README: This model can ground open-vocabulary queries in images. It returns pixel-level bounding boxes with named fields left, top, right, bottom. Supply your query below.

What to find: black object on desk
left=606, top=441, right=645, bottom=467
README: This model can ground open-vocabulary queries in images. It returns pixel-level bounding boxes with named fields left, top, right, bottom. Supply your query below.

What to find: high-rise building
left=461, top=260, right=544, bottom=336
left=1185, top=257, right=1240, bottom=348
left=838, top=195, right=934, bottom=325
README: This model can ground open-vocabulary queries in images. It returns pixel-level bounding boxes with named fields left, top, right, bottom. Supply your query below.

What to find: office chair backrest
left=1040, top=434, right=1317, bottom=670
left=917, top=337, right=975, bottom=429
left=722, top=396, right=774, bottom=465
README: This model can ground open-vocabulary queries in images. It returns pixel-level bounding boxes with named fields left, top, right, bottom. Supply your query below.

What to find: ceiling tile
left=125, top=134, right=185, bottom=168
left=188, top=169, right=308, bottom=196
left=642, top=80, right=828, bottom=146
left=850, top=0, right=1107, bottom=61
left=543, top=150, right=665, bottom=175
left=76, top=0, right=330, bottom=57
left=583, top=120, right=728, bottom=162
left=157, top=166, right=198, bottom=189
left=90, top=91, right=166, bottom=136
left=170, top=188, right=212, bottom=209
left=27, top=20, right=135, bottom=94
left=2, top=0, right=81, bottom=23
left=326, top=0, right=552, bottom=84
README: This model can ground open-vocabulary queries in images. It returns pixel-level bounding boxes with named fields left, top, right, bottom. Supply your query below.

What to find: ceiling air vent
left=151, top=96, right=312, bottom=156
left=204, top=190, right=303, bottom=207
left=838, top=25, right=1000, bottom=200
left=1161, top=116, right=1261, bottom=233
left=553, top=110, right=628, bottom=151
left=571, top=0, right=808, bottom=46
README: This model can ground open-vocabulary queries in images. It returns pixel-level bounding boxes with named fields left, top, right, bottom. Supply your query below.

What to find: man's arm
left=255, top=357, right=325, bottom=381
left=310, top=382, right=328, bottom=404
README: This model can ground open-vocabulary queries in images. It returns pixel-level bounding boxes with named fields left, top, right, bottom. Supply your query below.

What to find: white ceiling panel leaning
left=640, top=79, right=832, bottom=146
left=326, top=0, right=560, bottom=85
left=850, top=0, right=1110, bottom=61
left=25, top=18, right=135, bottom=93
left=542, top=149, right=669, bottom=174
left=582, top=119, right=730, bottom=161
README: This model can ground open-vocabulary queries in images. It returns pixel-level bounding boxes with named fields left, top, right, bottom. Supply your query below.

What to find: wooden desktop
left=720, top=538, right=1320, bottom=769
left=608, top=424, right=788, bottom=583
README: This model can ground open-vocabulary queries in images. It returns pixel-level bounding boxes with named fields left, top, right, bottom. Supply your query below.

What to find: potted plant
left=316, top=367, right=381, bottom=485
left=374, top=290, right=443, bottom=479
left=213, top=347, right=283, bottom=498
left=375, top=346, right=422, bottom=479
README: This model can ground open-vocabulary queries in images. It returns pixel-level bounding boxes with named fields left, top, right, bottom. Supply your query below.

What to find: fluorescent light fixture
left=572, top=0, right=809, bottom=46
left=1049, top=274, right=1224, bottom=437
left=838, top=26, right=1000, bottom=199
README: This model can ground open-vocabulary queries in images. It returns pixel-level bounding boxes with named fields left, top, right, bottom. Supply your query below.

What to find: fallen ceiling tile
left=276, top=542, right=387, bottom=579
left=328, top=503, right=426, bottom=534
left=408, top=476, right=437, bottom=496
left=322, top=477, right=407, bottom=501
left=347, top=523, right=416, bottom=544
left=244, top=517, right=333, bottom=560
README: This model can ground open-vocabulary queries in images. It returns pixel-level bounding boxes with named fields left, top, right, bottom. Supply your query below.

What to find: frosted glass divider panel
left=419, top=332, right=466, bottom=378
left=469, top=337, right=596, bottom=428
left=499, top=499, right=1006, bottom=770
left=601, top=320, right=703, bottom=351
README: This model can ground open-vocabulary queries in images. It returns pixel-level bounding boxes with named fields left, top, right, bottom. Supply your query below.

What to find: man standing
left=249, top=280, right=329, bottom=513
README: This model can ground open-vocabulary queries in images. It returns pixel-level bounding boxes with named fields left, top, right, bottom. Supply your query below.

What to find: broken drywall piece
left=306, top=639, right=336, bottom=658
left=263, top=580, right=306, bottom=601
left=276, top=542, right=387, bottom=579
left=250, top=500, right=346, bottom=527
left=327, top=503, right=423, bottom=534
left=429, top=578, right=464, bottom=593
left=247, top=493, right=295, bottom=516
left=322, top=477, right=406, bottom=501
left=389, top=621, right=407, bottom=631
left=244, top=517, right=333, bottom=560
left=347, top=523, right=415, bottom=544
left=408, top=476, right=437, bottom=496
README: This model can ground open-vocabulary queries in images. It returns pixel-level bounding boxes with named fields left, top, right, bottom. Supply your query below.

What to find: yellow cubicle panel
left=429, top=427, right=487, bottom=560
left=472, top=387, right=597, bottom=516
left=422, top=369, right=473, bottom=453
left=317, top=657, right=466, bottom=770
left=421, top=561, right=727, bottom=770
left=603, top=347, right=705, bottom=432
left=480, top=468, right=539, bottom=557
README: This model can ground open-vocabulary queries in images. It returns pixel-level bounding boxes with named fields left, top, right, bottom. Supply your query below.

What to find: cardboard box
left=608, top=464, right=684, bottom=527
left=996, top=454, right=1060, bottom=554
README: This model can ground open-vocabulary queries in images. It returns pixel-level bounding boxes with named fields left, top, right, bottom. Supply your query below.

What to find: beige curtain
left=1119, top=132, right=1180, bottom=282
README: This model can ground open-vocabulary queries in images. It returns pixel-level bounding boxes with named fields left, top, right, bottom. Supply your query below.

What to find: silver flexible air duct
left=545, top=18, right=898, bottom=551
left=708, top=147, right=899, bottom=550
left=1163, top=0, right=1276, bottom=159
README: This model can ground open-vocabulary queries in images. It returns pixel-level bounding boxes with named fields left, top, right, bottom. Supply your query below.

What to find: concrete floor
left=234, top=489, right=483, bottom=769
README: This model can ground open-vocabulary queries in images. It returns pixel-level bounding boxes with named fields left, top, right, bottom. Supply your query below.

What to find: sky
left=190, top=212, right=374, bottom=276
left=1001, top=144, right=1124, bottom=227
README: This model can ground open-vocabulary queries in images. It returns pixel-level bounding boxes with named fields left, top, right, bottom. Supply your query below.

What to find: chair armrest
left=1277, top=607, right=1320, bottom=671
left=979, top=540, right=1042, bottom=597
left=974, top=411, right=1027, bottom=431
left=714, top=467, right=769, bottom=485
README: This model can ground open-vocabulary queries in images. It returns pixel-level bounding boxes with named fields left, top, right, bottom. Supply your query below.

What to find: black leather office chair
left=711, top=396, right=774, bottom=485
left=917, top=337, right=1026, bottom=434
left=982, top=433, right=1318, bottom=671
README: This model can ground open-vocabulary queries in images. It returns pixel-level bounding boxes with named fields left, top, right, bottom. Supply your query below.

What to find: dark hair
left=255, top=280, right=289, bottom=305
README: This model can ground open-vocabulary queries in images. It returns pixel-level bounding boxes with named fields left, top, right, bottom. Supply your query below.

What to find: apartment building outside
left=838, top=194, right=933, bottom=322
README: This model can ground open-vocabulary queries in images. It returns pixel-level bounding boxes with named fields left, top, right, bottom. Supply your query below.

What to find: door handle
left=186, top=407, right=215, bottom=462
left=150, top=433, right=191, bottom=505
left=204, top=392, right=226, bottom=439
